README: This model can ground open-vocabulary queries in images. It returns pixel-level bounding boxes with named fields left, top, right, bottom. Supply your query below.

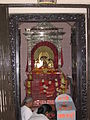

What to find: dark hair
left=37, top=104, right=52, bottom=115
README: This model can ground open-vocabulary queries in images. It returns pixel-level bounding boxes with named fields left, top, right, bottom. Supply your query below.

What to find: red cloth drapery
left=61, top=48, right=63, bottom=67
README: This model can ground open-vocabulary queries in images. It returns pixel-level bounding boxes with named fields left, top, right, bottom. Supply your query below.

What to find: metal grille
left=0, top=6, right=16, bottom=120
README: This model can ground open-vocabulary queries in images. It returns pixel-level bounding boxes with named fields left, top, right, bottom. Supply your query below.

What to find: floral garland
left=25, top=70, right=68, bottom=97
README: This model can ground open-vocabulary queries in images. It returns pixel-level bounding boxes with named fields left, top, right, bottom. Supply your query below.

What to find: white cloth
left=28, top=113, right=49, bottom=120
left=21, top=105, right=33, bottom=120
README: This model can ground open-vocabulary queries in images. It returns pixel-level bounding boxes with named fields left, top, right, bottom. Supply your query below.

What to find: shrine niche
left=24, top=22, right=68, bottom=106
left=9, top=13, right=87, bottom=120
left=31, top=41, right=58, bottom=69
left=34, top=46, right=54, bottom=68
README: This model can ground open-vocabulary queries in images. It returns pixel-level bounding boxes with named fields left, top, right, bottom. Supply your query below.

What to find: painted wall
left=0, top=0, right=90, bottom=4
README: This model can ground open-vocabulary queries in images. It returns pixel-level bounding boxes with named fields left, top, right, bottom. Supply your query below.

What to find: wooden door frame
left=8, top=4, right=90, bottom=120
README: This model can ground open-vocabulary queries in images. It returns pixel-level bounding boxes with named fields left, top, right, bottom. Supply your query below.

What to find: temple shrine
left=24, top=22, right=69, bottom=107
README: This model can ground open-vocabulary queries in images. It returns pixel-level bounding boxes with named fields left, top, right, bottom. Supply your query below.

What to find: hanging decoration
left=24, top=79, right=32, bottom=96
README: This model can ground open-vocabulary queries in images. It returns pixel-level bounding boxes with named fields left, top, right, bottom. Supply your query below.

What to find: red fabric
left=61, top=48, right=63, bottom=67
left=39, top=79, right=55, bottom=97
left=25, top=56, right=28, bottom=73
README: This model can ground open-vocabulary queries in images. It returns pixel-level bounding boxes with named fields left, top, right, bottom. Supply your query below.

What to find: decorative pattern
left=24, top=22, right=65, bottom=70
left=31, top=41, right=58, bottom=69
left=25, top=68, right=67, bottom=99
left=9, top=13, right=87, bottom=120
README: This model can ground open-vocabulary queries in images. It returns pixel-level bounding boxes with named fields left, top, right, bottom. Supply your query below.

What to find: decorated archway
left=31, top=41, right=58, bottom=70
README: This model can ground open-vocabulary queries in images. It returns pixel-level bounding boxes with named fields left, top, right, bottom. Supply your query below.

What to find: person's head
left=24, top=96, right=33, bottom=108
left=37, top=104, right=52, bottom=118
